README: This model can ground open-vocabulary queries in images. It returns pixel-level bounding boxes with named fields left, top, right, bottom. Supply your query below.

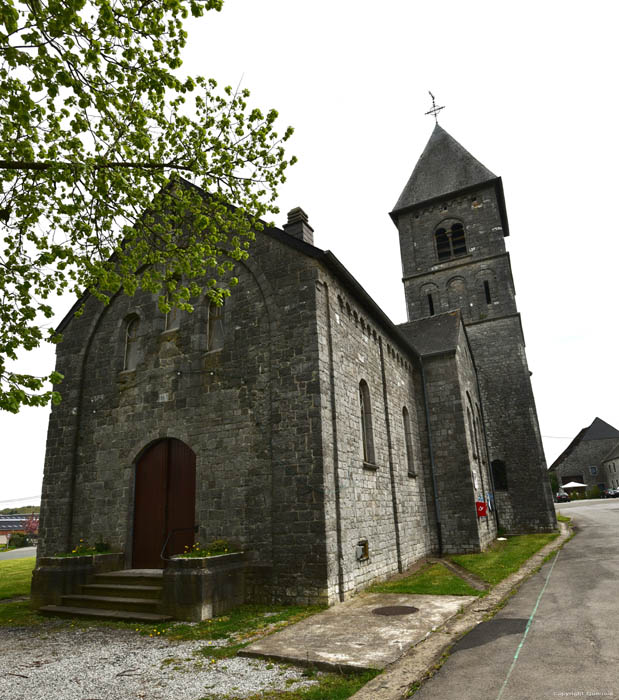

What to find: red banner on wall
left=476, top=501, right=488, bottom=518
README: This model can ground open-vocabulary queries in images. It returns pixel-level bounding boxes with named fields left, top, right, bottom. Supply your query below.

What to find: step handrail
left=160, top=525, right=199, bottom=562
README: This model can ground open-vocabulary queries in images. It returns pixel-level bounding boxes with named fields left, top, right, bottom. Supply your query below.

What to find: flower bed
left=162, top=551, right=246, bottom=622
left=30, top=552, right=124, bottom=609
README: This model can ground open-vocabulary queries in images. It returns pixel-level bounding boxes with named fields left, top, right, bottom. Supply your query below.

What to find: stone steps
left=39, top=569, right=170, bottom=622
left=60, top=594, right=161, bottom=613
left=81, top=583, right=162, bottom=600
left=39, top=604, right=172, bottom=622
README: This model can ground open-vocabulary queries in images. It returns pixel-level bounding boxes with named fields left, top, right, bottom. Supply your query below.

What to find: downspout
left=379, top=338, right=402, bottom=573
left=323, top=282, right=345, bottom=602
left=419, top=358, right=443, bottom=556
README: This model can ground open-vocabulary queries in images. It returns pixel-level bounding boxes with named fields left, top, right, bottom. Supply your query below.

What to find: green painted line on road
left=496, top=549, right=562, bottom=700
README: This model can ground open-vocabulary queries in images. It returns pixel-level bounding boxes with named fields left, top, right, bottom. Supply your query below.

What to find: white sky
left=2, top=0, right=618, bottom=506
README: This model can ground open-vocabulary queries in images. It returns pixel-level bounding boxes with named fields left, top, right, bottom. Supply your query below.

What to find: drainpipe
left=419, top=358, right=442, bottom=556
left=324, top=282, right=345, bottom=602
left=379, top=338, right=402, bottom=573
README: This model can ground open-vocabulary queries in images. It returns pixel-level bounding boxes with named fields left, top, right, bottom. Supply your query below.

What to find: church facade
left=37, top=125, right=557, bottom=606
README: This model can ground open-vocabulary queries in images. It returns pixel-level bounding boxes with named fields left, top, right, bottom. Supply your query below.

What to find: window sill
left=362, top=461, right=378, bottom=471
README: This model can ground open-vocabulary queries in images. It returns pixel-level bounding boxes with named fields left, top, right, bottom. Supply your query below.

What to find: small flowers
left=176, top=539, right=238, bottom=558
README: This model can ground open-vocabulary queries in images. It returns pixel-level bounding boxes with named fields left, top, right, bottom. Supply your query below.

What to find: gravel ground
left=0, top=623, right=318, bottom=700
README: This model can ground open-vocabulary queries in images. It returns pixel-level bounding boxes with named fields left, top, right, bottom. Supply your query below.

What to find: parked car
left=601, top=488, right=619, bottom=499
left=555, top=492, right=570, bottom=503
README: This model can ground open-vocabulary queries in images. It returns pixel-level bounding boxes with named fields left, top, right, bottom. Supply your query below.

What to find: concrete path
left=241, top=592, right=475, bottom=670
left=0, top=545, right=36, bottom=560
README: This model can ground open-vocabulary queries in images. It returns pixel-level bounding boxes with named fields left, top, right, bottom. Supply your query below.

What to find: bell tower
left=392, top=124, right=556, bottom=533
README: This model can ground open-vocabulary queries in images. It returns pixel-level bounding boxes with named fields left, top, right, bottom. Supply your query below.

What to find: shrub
left=8, top=533, right=29, bottom=548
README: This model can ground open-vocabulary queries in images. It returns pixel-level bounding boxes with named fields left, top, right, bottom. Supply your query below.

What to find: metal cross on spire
left=425, top=91, right=445, bottom=124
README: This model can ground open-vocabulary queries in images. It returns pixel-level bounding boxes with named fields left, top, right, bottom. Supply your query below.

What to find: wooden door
left=132, top=438, right=196, bottom=568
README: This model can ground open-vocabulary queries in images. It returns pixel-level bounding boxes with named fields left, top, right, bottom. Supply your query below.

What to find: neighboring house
left=0, top=514, right=38, bottom=539
left=602, top=443, right=619, bottom=490
left=36, top=124, right=556, bottom=607
left=549, top=417, right=619, bottom=492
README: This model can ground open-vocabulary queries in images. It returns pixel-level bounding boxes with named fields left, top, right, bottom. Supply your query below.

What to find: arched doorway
left=132, top=438, right=196, bottom=568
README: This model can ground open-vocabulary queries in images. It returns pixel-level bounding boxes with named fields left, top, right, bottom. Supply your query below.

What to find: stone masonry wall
left=466, top=317, right=556, bottom=532
left=398, top=183, right=517, bottom=324
left=39, top=230, right=330, bottom=604
left=453, top=328, right=497, bottom=550
left=315, top=276, right=434, bottom=603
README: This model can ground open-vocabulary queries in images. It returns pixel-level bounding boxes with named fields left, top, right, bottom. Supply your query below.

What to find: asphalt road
left=414, top=499, right=619, bottom=700
left=0, top=545, right=36, bottom=560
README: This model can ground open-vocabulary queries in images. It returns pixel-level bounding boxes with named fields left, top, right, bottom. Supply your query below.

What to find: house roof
left=397, top=310, right=462, bottom=357
left=392, top=124, right=497, bottom=213
left=549, top=418, right=619, bottom=470
left=0, top=514, right=37, bottom=531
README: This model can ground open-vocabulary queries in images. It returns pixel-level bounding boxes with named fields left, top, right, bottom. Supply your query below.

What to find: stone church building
left=37, top=124, right=557, bottom=607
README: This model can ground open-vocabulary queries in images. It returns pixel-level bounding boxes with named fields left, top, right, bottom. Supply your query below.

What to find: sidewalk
left=243, top=523, right=570, bottom=700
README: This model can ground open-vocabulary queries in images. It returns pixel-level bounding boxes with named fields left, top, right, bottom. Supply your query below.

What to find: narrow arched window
left=492, top=460, right=508, bottom=491
left=165, top=305, right=180, bottom=331
left=466, top=406, right=478, bottom=461
left=359, top=380, right=375, bottom=465
left=435, top=220, right=467, bottom=261
left=124, top=317, right=139, bottom=370
left=206, top=300, right=224, bottom=352
left=402, top=406, right=415, bottom=476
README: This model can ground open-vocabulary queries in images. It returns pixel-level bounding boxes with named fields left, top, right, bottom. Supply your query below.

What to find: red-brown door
left=132, top=439, right=196, bottom=568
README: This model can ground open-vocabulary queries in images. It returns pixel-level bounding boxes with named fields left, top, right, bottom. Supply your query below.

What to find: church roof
left=392, top=124, right=497, bottom=213
left=397, top=310, right=462, bottom=357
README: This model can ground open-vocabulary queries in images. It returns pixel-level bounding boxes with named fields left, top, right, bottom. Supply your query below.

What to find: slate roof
left=398, top=310, right=462, bottom=357
left=392, top=124, right=497, bottom=213
left=0, top=514, right=37, bottom=531
left=581, top=417, right=619, bottom=441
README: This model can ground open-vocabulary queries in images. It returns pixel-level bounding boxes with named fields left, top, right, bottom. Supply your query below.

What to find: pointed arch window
left=359, top=380, right=375, bottom=465
left=124, top=317, right=139, bottom=371
left=435, top=221, right=467, bottom=261
left=206, top=300, right=225, bottom=352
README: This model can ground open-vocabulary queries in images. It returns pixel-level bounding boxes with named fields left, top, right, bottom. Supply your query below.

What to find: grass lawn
left=450, top=532, right=559, bottom=586
left=368, top=562, right=481, bottom=597
left=240, top=669, right=381, bottom=699
left=0, top=556, right=35, bottom=599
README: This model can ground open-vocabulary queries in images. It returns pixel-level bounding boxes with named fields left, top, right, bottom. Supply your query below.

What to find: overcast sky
left=2, top=0, right=618, bottom=506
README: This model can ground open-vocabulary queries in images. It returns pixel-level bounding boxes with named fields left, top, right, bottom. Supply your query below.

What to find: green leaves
left=0, top=0, right=295, bottom=411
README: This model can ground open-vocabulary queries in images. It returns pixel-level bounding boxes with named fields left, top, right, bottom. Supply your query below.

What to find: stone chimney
left=283, top=207, right=314, bottom=246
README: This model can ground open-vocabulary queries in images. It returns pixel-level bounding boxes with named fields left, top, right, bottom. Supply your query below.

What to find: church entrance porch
left=132, top=438, right=196, bottom=569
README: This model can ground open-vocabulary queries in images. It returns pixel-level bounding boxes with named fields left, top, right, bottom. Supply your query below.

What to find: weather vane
left=425, top=91, right=445, bottom=124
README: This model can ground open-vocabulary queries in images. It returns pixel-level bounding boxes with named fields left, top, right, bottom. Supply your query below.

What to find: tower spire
left=424, top=91, right=445, bottom=124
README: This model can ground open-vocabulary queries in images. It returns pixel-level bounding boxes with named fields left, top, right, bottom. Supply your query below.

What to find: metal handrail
left=160, top=524, right=199, bottom=562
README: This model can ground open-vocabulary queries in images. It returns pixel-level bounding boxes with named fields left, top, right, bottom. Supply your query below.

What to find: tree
left=23, top=513, right=39, bottom=536
left=0, top=0, right=295, bottom=412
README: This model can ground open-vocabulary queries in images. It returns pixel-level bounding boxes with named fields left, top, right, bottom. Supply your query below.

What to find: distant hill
left=0, top=505, right=40, bottom=514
